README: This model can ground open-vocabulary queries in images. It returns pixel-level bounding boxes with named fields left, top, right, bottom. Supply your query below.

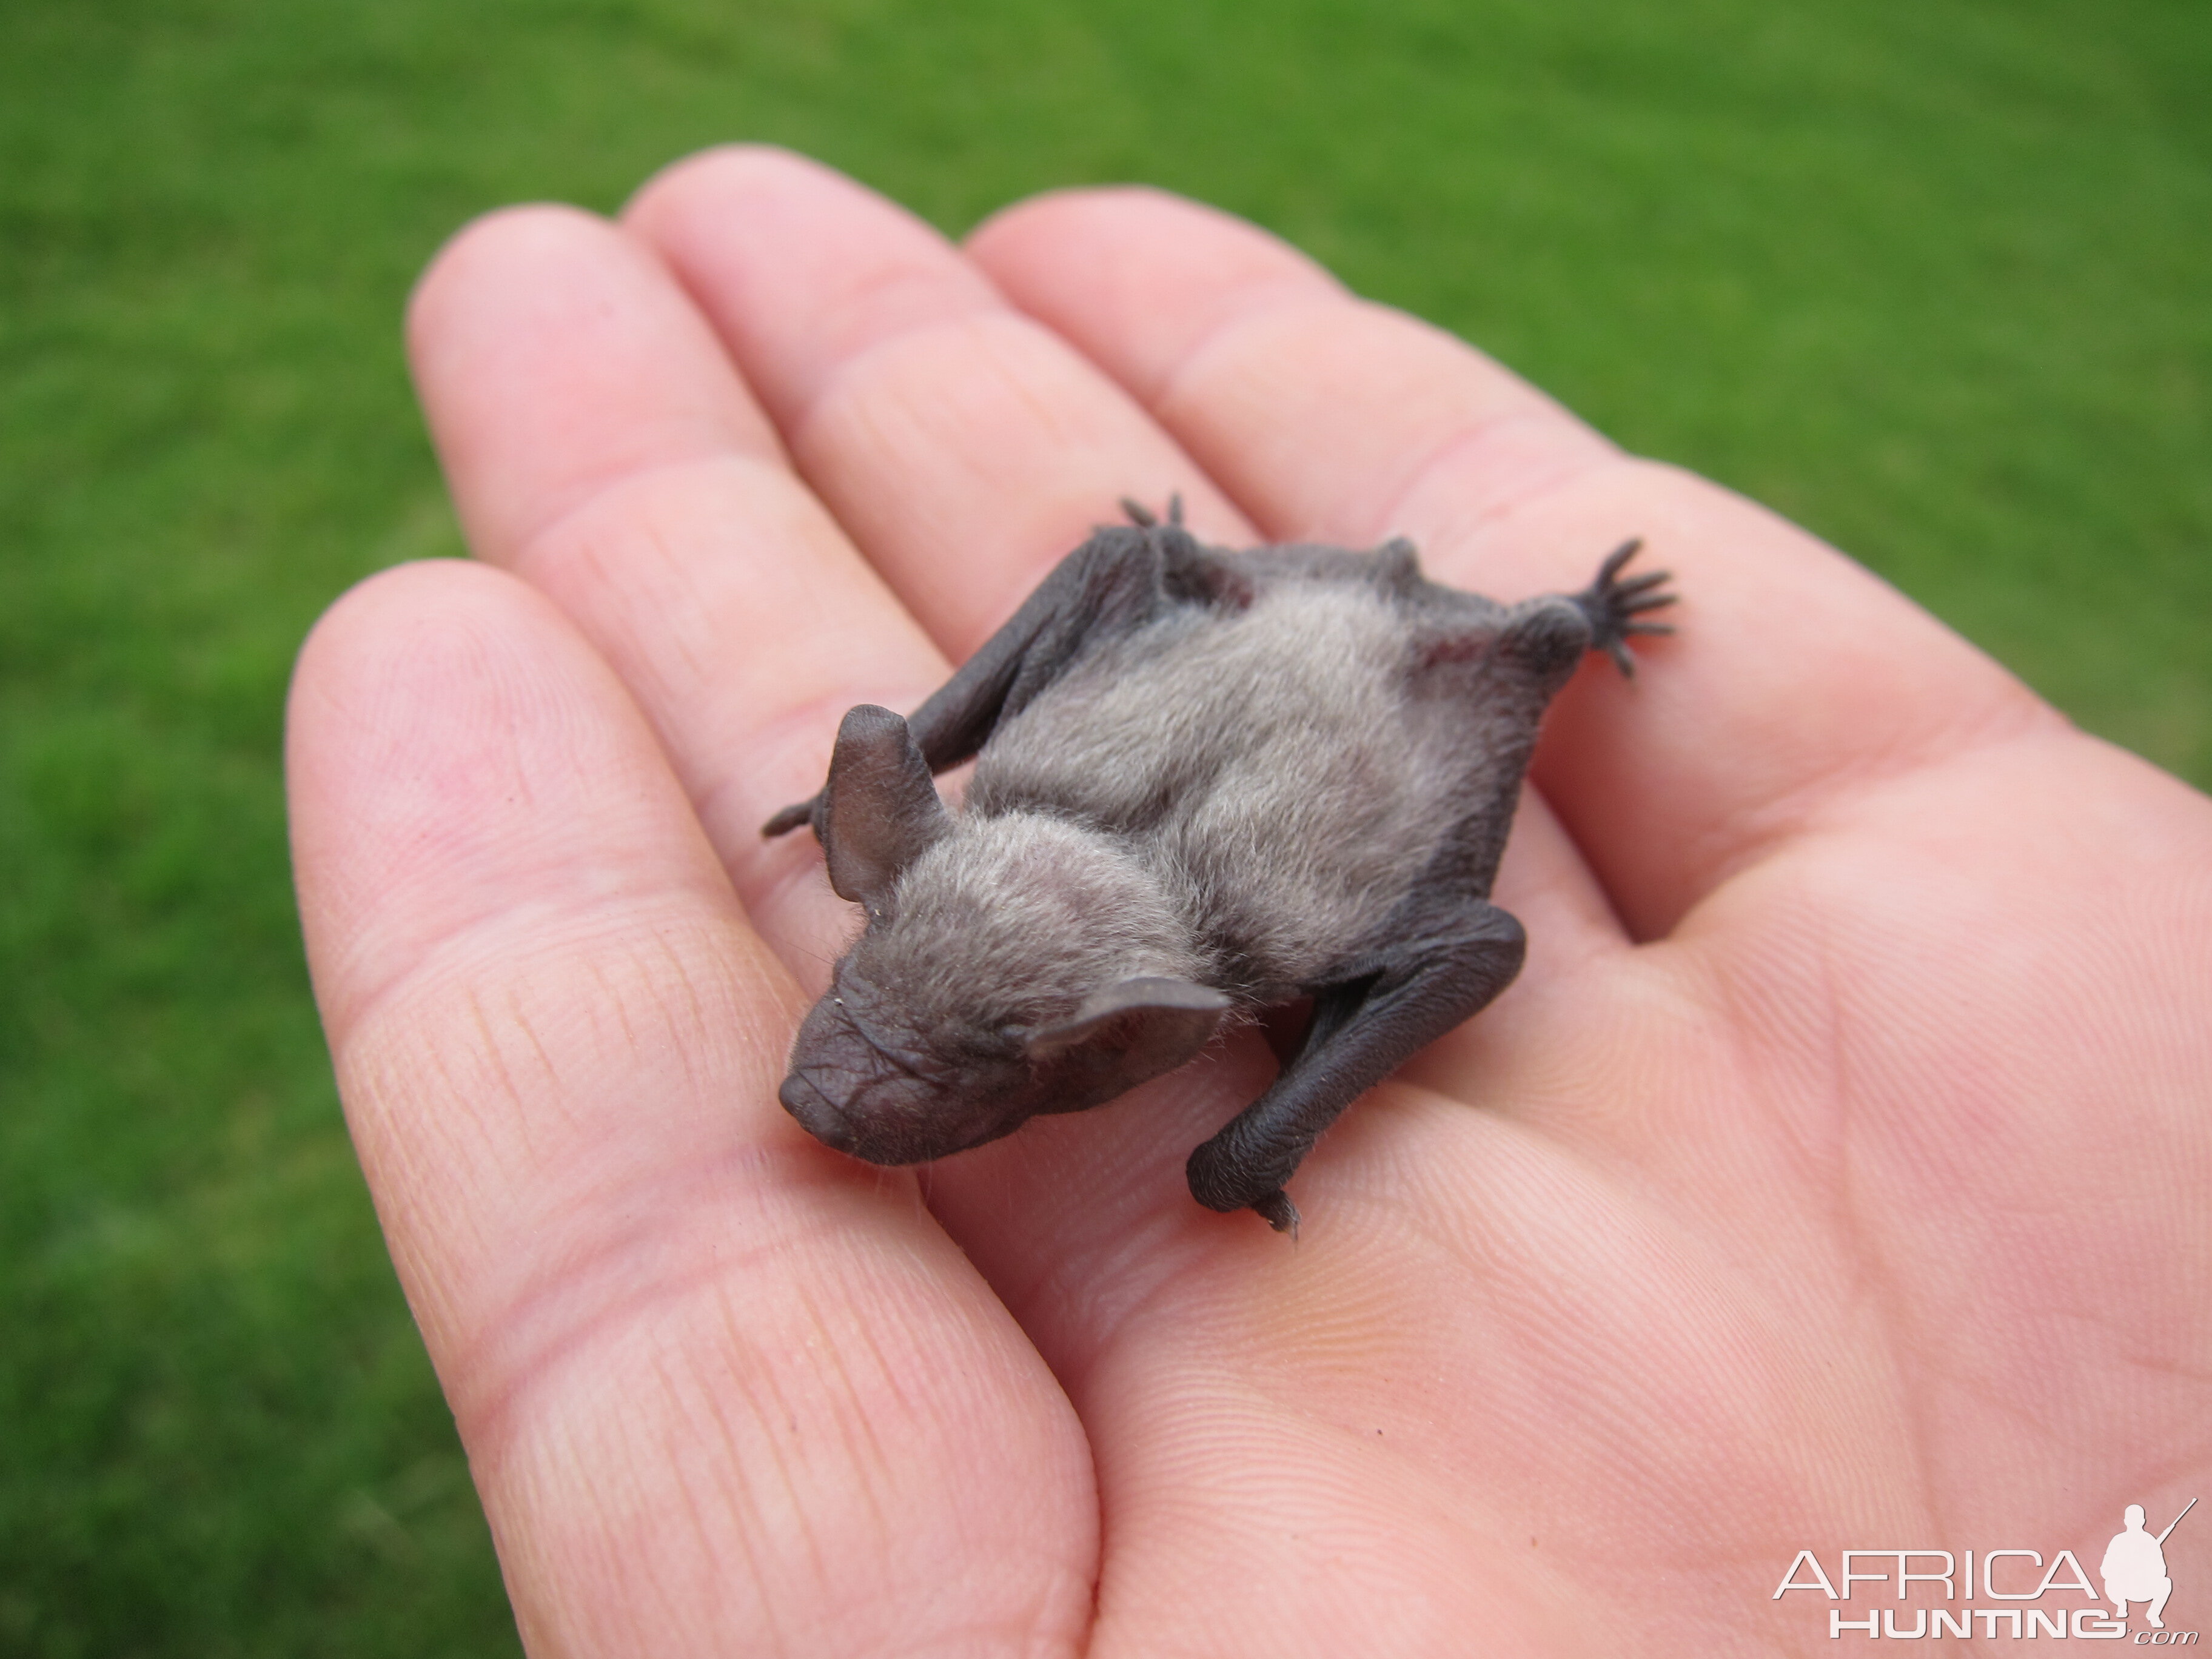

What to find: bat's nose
left=778, top=1070, right=854, bottom=1151
left=780, top=1062, right=982, bottom=1165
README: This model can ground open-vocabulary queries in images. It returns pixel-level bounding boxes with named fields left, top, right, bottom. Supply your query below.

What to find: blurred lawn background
left=2, top=0, right=2205, bottom=1651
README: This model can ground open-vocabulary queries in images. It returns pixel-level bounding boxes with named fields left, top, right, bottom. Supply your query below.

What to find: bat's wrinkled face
left=774, top=705, right=1229, bottom=1167
left=777, top=964, right=1040, bottom=1164
left=777, top=964, right=1110, bottom=1164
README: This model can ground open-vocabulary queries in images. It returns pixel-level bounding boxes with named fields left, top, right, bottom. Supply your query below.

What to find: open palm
left=287, top=149, right=2212, bottom=1655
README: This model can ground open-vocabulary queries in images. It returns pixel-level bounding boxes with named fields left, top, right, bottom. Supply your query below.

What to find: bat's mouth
left=776, top=1065, right=915, bottom=1162
left=777, top=1065, right=1017, bottom=1165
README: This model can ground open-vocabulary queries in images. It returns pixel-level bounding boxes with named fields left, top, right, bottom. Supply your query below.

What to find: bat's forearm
left=1185, top=902, right=1527, bottom=1228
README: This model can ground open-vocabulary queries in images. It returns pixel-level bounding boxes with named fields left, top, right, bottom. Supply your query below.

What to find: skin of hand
left=285, top=146, right=2212, bottom=1657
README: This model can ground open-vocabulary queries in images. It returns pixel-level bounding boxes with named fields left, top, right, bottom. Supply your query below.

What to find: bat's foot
left=1252, top=1190, right=1300, bottom=1236
left=1574, top=537, right=1677, bottom=677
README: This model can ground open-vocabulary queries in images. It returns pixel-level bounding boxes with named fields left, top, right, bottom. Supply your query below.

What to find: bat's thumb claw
left=1253, top=1190, right=1300, bottom=1236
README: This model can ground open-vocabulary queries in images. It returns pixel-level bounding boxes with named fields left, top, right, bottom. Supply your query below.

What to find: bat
left=763, top=501, right=1675, bottom=1233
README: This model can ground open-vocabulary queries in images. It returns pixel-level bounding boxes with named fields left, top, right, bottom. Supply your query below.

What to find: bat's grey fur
left=765, top=503, right=1674, bottom=1232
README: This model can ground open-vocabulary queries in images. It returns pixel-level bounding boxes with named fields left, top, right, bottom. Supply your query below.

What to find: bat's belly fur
left=965, top=581, right=1458, bottom=997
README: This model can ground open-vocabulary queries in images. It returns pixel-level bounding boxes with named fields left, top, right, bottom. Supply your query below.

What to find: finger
left=405, top=204, right=942, bottom=976
left=288, top=562, right=1094, bottom=1656
left=971, top=187, right=1620, bottom=548
left=623, top=145, right=1255, bottom=660
left=968, top=189, right=2059, bottom=938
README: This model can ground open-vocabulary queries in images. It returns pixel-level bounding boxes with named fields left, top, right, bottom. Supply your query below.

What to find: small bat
left=764, top=501, right=1675, bottom=1233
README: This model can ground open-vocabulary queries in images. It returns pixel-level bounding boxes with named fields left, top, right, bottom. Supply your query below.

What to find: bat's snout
left=777, top=994, right=999, bottom=1165
left=777, top=1060, right=994, bottom=1165
left=779, top=975, right=1051, bottom=1165
left=777, top=1068, right=859, bottom=1153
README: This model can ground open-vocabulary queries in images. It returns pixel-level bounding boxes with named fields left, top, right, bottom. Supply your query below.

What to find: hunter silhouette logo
left=1775, top=1500, right=2198, bottom=1642
left=2106, top=1501, right=2193, bottom=1630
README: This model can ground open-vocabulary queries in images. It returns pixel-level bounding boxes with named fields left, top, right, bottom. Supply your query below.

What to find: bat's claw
left=1120, top=494, right=1186, bottom=531
left=1253, top=1190, right=1300, bottom=1236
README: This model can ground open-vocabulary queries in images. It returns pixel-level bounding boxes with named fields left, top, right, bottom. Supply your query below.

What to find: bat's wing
left=1184, top=891, right=1526, bottom=1232
left=764, top=509, right=1230, bottom=837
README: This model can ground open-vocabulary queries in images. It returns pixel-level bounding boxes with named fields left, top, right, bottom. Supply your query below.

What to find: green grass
left=2, top=0, right=2205, bottom=1650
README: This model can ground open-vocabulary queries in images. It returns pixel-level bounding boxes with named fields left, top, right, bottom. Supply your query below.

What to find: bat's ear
left=819, top=705, right=950, bottom=911
left=1024, top=977, right=1231, bottom=1108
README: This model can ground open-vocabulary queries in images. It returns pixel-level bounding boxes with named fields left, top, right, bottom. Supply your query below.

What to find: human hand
left=287, top=148, right=2212, bottom=1655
